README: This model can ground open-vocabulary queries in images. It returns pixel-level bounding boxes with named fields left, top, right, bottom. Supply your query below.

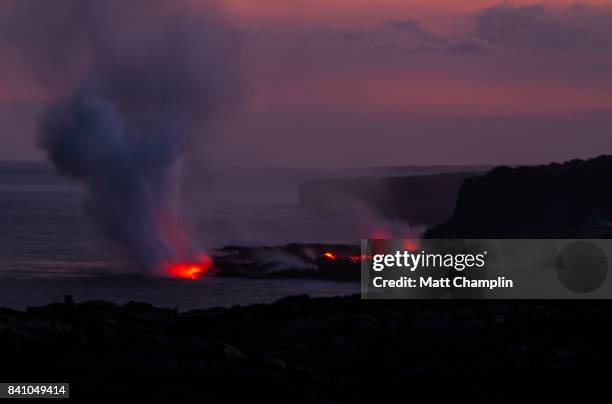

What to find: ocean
left=0, top=161, right=454, bottom=310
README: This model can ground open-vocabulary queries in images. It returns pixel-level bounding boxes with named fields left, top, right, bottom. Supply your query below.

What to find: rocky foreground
left=0, top=295, right=611, bottom=403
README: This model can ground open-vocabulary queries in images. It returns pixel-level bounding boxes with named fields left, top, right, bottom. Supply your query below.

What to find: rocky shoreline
left=1, top=294, right=610, bottom=402
left=212, top=243, right=361, bottom=281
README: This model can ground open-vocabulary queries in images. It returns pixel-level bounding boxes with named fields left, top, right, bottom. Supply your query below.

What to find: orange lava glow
left=324, top=251, right=370, bottom=262
left=165, top=254, right=213, bottom=280
left=323, top=251, right=336, bottom=260
left=403, top=240, right=418, bottom=252
left=323, top=251, right=337, bottom=260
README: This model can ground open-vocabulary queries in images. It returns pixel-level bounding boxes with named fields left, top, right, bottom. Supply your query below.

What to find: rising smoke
left=1, top=0, right=242, bottom=273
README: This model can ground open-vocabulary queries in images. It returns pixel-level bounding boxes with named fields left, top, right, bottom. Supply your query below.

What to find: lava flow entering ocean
left=164, top=254, right=213, bottom=280
left=323, top=251, right=369, bottom=263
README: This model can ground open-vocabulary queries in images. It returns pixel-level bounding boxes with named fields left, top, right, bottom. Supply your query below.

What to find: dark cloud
left=327, top=4, right=612, bottom=55
left=380, top=20, right=443, bottom=44
left=373, top=22, right=505, bottom=55
left=475, top=4, right=612, bottom=52
left=332, top=20, right=444, bottom=53
left=445, top=37, right=500, bottom=54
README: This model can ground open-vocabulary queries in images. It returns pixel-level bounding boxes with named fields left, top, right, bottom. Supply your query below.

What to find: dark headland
left=426, top=155, right=612, bottom=238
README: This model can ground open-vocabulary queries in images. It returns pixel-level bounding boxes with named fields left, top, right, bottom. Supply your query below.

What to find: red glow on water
left=165, top=254, right=213, bottom=280
left=403, top=239, right=418, bottom=251
left=370, top=229, right=390, bottom=240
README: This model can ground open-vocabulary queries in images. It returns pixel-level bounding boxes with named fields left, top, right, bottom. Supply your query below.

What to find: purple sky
left=1, top=1, right=612, bottom=167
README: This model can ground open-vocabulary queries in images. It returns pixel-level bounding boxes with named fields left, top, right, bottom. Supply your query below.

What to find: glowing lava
left=323, top=251, right=337, bottom=260
left=323, top=251, right=370, bottom=262
left=165, top=254, right=213, bottom=280
left=348, top=254, right=370, bottom=262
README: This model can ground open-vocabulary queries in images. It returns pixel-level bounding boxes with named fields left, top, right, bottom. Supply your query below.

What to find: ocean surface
left=0, top=161, right=463, bottom=310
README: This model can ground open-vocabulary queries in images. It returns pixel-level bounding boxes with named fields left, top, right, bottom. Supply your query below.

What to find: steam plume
left=2, top=0, right=242, bottom=273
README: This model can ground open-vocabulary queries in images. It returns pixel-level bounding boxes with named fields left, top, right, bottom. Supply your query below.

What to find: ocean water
left=0, top=161, right=453, bottom=309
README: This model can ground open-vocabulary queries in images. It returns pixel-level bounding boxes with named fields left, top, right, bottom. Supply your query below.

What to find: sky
left=1, top=0, right=612, bottom=166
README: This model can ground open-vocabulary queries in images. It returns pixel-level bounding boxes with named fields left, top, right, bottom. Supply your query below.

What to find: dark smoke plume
left=1, top=0, right=242, bottom=273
